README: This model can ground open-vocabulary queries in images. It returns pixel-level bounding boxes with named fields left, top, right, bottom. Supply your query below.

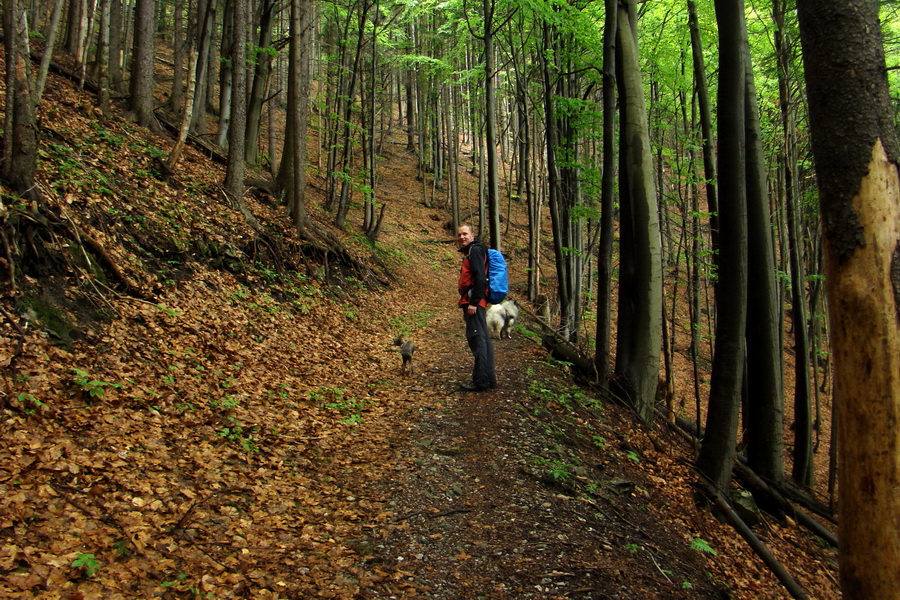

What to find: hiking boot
left=459, top=381, right=488, bottom=392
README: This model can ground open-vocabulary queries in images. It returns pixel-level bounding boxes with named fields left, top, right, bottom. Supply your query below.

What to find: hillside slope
left=0, top=64, right=839, bottom=598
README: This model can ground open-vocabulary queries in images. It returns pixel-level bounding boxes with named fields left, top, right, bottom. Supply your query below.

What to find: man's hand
left=466, top=304, right=478, bottom=316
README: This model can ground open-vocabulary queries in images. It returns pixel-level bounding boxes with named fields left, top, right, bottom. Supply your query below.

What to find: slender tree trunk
left=245, top=0, right=277, bottom=165
left=34, top=0, right=65, bottom=106
left=224, top=0, right=251, bottom=223
left=129, top=0, right=157, bottom=128
left=595, top=0, right=617, bottom=388
left=696, top=0, right=748, bottom=492
left=216, top=0, right=235, bottom=147
left=743, top=20, right=785, bottom=487
left=166, top=0, right=184, bottom=113
left=284, top=0, right=311, bottom=232
left=96, top=0, right=111, bottom=114
left=541, top=23, right=570, bottom=338
left=190, top=0, right=215, bottom=134
left=613, top=0, right=662, bottom=422
left=687, top=0, right=719, bottom=256
left=108, top=0, right=125, bottom=93
left=335, top=0, right=371, bottom=228
left=2, top=0, right=40, bottom=200
left=482, top=0, right=502, bottom=251
left=773, top=0, right=814, bottom=488
left=166, top=49, right=198, bottom=171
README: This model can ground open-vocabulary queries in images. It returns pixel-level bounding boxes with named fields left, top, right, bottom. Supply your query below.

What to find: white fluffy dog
left=486, top=300, right=519, bottom=339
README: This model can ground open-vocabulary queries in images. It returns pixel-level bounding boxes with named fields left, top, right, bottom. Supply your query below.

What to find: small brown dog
left=392, top=336, right=416, bottom=376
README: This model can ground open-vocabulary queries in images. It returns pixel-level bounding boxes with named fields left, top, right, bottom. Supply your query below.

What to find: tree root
left=2, top=196, right=151, bottom=301
left=696, top=476, right=811, bottom=600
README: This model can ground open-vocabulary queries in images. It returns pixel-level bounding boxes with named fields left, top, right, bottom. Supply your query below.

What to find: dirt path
left=339, top=250, right=732, bottom=598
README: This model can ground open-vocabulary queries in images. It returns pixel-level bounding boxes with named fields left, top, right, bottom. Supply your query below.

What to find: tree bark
left=224, top=0, right=249, bottom=216
left=743, top=19, right=785, bottom=486
left=129, top=0, right=157, bottom=128
left=594, top=0, right=617, bottom=389
left=2, top=0, right=40, bottom=200
left=797, top=1, right=900, bottom=596
left=686, top=0, right=719, bottom=257
left=696, top=0, right=748, bottom=492
left=245, top=0, right=277, bottom=165
left=613, top=0, right=662, bottom=423
left=773, top=0, right=813, bottom=488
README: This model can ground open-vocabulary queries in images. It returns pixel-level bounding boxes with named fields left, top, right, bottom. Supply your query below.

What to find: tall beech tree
left=696, top=0, right=747, bottom=492
left=594, top=0, right=617, bottom=389
left=278, top=0, right=313, bottom=233
left=2, top=0, right=39, bottom=200
left=129, top=0, right=156, bottom=128
left=613, top=0, right=662, bottom=423
left=467, top=0, right=515, bottom=251
left=773, top=0, right=813, bottom=488
left=742, top=21, right=785, bottom=488
left=797, top=0, right=900, bottom=595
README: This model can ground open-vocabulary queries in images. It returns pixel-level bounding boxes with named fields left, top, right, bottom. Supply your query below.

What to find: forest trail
left=0, top=73, right=839, bottom=599
left=337, top=232, right=731, bottom=599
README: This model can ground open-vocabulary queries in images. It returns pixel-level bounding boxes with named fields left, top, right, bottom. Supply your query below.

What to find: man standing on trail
left=456, top=224, right=496, bottom=391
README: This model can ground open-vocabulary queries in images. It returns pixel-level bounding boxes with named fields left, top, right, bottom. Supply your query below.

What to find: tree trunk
left=216, top=0, right=235, bottom=147
left=696, top=0, right=748, bottom=492
left=190, top=0, right=215, bottom=134
left=594, top=0, right=617, bottom=389
left=245, top=0, right=277, bottom=165
left=797, top=1, right=900, bottom=596
left=773, top=0, right=813, bottom=488
left=34, top=0, right=65, bottom=106
left=687, top=0, right=719, bottom=256
left=284, top=0, right=312, bottom=232
left=166, top=0, right=184, bottom=113
left=743, top=20, right=785, bottom=486
left=129, top=0, right=157, bottom=128
left=166, top=49, right=198, bottom=171
left=96, top=0, right=111, bottom=114
left=108, top=0, right=125, bottom=93
left=482, top=0, right=502, bottom=251
left=613, top=0, right=662, bottom=423
left=224, top=0, right=251, bottom=225
left=2, top=0, right=40, bottom=200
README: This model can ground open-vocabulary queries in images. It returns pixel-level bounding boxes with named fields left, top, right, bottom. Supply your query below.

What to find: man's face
left=456, top=227, right=474, bottom=248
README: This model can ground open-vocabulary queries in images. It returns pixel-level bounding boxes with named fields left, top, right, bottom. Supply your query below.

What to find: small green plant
left=531, top=456, right=573, bottom=483
left=682, top=581, right=694, bottom=590
left=17, top=393, right=44, bottom=415
left=217, top=421, right=258, bottom=452
left=548, top=462, right=571, bottom=482
left=156, top=303, right=181, bottom=317
left=210, top=395, right=241, bottom=411
left=71, top=368, right=122, bottom=400
left=310, top=388, right=370, bottom=425
left=690, top=537, right=717, bottom=556
left=255, top=262, right=280, bottom=282
left=626, top=450, right=641, bottom=463
left=591, top=435, right=607, bottom=448
left=72, top=552, right=100, bottom=577
left=340, top=413, right=364, bottom=426
left=112, top=540, right=131, bottom=557
left=161, top=572, right=208, bottom=596
left=624, top=543, right=642, bottom=553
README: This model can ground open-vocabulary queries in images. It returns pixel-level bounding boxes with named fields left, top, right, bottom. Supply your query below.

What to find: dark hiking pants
left=463, top=306, right=496, bottom=389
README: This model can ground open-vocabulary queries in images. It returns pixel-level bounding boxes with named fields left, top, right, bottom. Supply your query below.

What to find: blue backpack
left=486, top=248, right=509, bottom=305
